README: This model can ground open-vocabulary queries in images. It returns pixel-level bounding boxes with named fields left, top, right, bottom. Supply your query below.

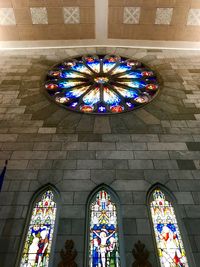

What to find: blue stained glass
left=114, top=86, right=138, bottom=98
left=87, top=62, right=100, bottom=73
left=60, top=70, right=85, bottom=78
left=103, top=87, right=121, bottom=105
left=71, top=64, right=92, bottom=75
left=111, top=65, right=132, bottom=75
left=45, top=54, right=159, bottom=114
left=83, top=88, right=100, bottom=105
left=59, top=81, right=84, bottom=89
left=103, top=62, right=117, bottom=73
left=89, top=190, right=120, bottom=267
left=117, top=81, right=146, bottom=89
left=65, top=86, right=89, bottom=98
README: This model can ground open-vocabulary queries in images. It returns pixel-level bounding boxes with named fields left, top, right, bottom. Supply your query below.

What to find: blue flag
left=0, top=160, right=8, bottom=191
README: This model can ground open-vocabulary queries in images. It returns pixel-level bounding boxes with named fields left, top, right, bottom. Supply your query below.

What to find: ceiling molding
left=1, top=39, right=200, bottom=51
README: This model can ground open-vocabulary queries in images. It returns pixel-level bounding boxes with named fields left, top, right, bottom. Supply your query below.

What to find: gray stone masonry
left=0, top=47, right=200, bottom=267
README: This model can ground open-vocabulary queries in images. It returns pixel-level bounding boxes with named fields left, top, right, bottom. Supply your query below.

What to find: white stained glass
left=20, top=190, right=57, bottom=267
left=150, top=189, right=189, bottom=267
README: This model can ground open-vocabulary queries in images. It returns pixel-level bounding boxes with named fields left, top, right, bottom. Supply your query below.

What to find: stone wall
left=0, top=47, right=200, bottom=267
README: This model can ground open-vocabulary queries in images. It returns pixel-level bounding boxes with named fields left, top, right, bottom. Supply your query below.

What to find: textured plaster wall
left=0, top=47, right=200, bottom=267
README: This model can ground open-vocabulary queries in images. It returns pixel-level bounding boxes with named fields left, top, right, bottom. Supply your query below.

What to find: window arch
left=85, top=184, right=125, bottom=267
left=18, top=185, right=59, bottom=267
left=148, top=186, right=189, bottom=267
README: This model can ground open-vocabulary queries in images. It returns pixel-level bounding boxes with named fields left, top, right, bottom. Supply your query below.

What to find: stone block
left=117, top=192, right=133, bottom=204
left=128, top=160, right=153, bottom=169
left=47, top=151, right=67, bottom=159
left=52, top=160, right=76, bottom=170
left=116, top=170, right=144, bottom=179
left=168, top=170, right=194, bottom=179
left=177, top=180, right=200, bottom=191
left=159, top=134, right=194, bottom=142
left=123, top=219, right=137, bottom=234
left=57, top=180, right=95, bottom=192
left=37, top=169, right=63, bottom=184
left=136, top=219, right=151, bottom=234
left=57, top=219, right=71, bottom=235
left=60, top=205, right=85, bottom=218
left=122, top=204, right=147, bottom=218
left=169, top=151, right=200, bottom=160
left=9, top=180, right=30, bottom=191
left=71, top=219, right=85, bottom=234
left=11, top=151, right=48, bottom=159
left=38, top=127, right=56, bottom=133
left=78, top=133, right=102, bottom=142
left=131, top=134, right=159, bottom=142
left=134, top=151, right=169, bottom=159
left=153, top=160, right=178, bottom=169
left=6, top=160, right=28, bottom=169
left=144, top=170, right=169, bottom=184
left=174, top=192, right=194, bottom=204
left=177, top=160, right=196, bottom=170
left=74, top=192, right=90, bottom=204
left=0, top=134, right=18, bottom=142
left=111, top=180, right=150, bottom=191
left=91, top=170, right=115, bottom=184
left=61, top=192, right=74, bottom=204
left=77, top=160, right=102, bottom=169
left=116, top=142, right=147, bottom=151
left=0, top=151, right=12, bottom=160
left=0, top=192, right=15, bottom=205
left=6, top=170, right=38, bottom=180
left=67, top=151, right=95, bottom=160
left=62, top=142, right=87, bottom=150
left=102, top=134, right=131, bottom=142
left=17, top=133, right=52, bottom=142
left=103, top=159, right=128, bottom=169
left=63, top=170, right=90, bottom=180
left=185, top=205, right=200, bottom=218
left=52, top=134, right=78, bottom=142
left=186, top=142, right=200, bottom=151
left=148, top=142, right=188, bottom=150
left=96, top=151, right=134, bottom=159
left=0, top=206, right=24, bottom=219
left=94, top=117, right=111, bottom=133
left=33, top=142, right=61, bottom=150
left=2, top=219, right=24, bottom=236
left=27, top=159, right=53, bottom=169
left=88, top=142, right=116, bottom=150
left=2, top=142, right=33, bottom=151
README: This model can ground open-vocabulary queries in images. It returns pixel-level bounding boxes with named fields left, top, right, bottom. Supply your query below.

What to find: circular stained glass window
left=45, top=55, right=159, bottom=114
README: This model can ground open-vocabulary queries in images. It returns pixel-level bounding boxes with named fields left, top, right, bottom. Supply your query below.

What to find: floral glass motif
left=45, top=55, right=159, bottom=114
left=20, top=190, right=57, bottom=267
left=150, top=190, right=189, bottom=267
left=89, top=190, right=120, bottom=267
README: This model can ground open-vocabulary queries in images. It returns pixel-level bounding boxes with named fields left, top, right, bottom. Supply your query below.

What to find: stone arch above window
left=147, top=184, right=190, bottom=267
left=85, top=184, right=125, bottom=267
left=18, top=184, right=60, bottom=267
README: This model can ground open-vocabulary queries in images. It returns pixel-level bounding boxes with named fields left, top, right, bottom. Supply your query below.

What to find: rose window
left=45, top=55, right=159, bottom=114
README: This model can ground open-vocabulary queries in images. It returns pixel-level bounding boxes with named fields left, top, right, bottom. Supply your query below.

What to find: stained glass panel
left=20, top=190, right=57, bottom=267
left=150, top=189, right=189, bottom=267
left=45, top=54, right=159, bottom=114
left=89, top=190, right=120, bottom=267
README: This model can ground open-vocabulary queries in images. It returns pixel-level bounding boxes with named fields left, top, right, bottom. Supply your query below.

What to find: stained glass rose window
left=45, top=55, right=159, bottom=114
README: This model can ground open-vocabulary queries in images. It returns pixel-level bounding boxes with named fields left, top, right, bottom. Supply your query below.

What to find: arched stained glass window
left=150, top=189, right=189, bottom=267
left=20, top=190, right=57, bottom=267
left=89, top=189, right=121, bottom=267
